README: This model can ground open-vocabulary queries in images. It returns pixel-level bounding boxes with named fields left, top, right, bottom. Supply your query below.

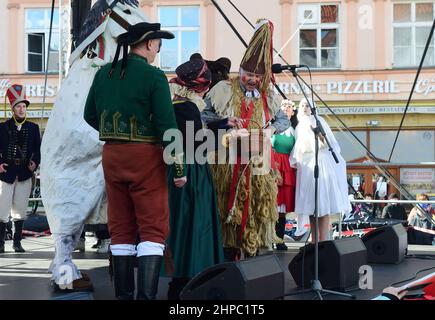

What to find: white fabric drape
left=49, top=227, right=84, bottom=285
left=292, top=99, right=351, bottom=217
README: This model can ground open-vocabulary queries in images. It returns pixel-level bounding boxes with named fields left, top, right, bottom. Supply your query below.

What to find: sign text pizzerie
left=275, top=78, right=435, bottom=96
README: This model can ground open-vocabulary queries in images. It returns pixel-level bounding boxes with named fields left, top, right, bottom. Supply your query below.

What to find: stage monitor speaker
left=408, top=227, right=434, bottom=245
left=288, top=237, right=367, bottom=290
left=180, top=254, right=284, bottom=300
left=362, top=223, right=407, bottom=264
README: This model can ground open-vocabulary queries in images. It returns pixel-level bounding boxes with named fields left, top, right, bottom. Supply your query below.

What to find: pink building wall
left=0, top=0, right=434, bottom=105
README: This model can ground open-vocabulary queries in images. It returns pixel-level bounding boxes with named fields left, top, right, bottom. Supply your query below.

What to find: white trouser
left=110, top=241, right=165, bottom=257
left=0, top=178, right=32, bottom=223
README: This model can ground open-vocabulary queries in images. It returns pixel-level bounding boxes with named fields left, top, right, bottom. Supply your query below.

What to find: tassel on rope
left=120, top=44, right=129, bottom=79
left=109, top=42, right=122, bottom=78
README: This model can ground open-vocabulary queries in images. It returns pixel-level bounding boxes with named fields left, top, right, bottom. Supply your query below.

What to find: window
left=334, top=131, right=367, bottom=161
left=25, top=8, right=60, bottom=73
left=158, top=6, right=200, bottom=71
left=298, top=4, right=340, bottom=69
left=393, top=2, right=435, bottom=67
left=370, top=130, right=435, bottom=162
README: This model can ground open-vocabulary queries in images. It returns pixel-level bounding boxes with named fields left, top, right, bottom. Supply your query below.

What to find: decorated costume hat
left=110, top=22, right=175, bottom=79
left=205, top=57, right=231, bottom=74
left=240, top=19, right=275, bottom=92
left=6, top=84, right=30, bottom=108
left=169, top=53, right=212, bottom=93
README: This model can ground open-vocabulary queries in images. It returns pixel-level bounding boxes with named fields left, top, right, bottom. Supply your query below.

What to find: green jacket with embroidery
left=84, top=53, right=185, bottom=177
left=84, top=53, right=177, bottom=144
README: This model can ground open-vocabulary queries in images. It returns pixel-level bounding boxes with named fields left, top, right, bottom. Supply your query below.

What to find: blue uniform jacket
left=0, top=119, right=41, bottom=184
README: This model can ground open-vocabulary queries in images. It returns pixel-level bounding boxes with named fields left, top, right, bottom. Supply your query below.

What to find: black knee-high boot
left=0, top=222, right=6, bottom=253
left=136, top=255, right=163, bottom=300
left=13, top=220, right=25, bottom=253
left=112, top=255, right=136, bottom=300
left=275, top=216, right=288, bottom=251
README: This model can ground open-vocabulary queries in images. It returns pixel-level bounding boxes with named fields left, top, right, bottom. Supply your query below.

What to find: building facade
left=0, top=0, right=434, bottom=197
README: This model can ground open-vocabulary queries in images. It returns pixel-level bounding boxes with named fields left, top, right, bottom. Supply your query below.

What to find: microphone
left=272, top=63, right=306, bottom=73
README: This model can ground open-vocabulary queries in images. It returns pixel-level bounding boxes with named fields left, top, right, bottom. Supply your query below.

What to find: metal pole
left=41, top=0, right=56, bottom=133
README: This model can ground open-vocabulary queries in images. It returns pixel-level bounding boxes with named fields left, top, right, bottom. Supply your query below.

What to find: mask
left=240, top=69, right=263, bottom=91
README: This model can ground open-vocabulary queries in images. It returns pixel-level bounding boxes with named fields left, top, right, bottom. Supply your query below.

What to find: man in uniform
left=0, top=84, right=40, bottom=253
left=84, top=22, right=185, bottom=300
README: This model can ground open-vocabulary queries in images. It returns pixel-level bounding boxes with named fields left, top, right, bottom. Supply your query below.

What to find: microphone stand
left=285, top=66, right=355, bottom=300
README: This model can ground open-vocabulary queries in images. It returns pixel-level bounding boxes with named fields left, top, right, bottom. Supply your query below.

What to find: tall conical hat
left=240, top=19, right=275, bottom=92
left=6, top=84, right=30, bottom=108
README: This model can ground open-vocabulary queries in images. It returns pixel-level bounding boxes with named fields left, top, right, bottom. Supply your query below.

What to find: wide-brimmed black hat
left=118, top=22, right=174, bottom=45
left=110, top=22, right=174, bottom=79
left=205, top=57, right=231, bottom=73
left=199, top=56, right=232, bottom=89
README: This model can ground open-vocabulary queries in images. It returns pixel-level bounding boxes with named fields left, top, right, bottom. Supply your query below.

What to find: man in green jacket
left=84, top=22, right=186, bottom=300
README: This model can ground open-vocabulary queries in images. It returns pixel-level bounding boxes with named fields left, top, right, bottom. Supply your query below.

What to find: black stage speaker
left=408, top=227, right=434, bottom=245
left=362, top=223, right=407, bottom=264
left=288, top=237, right=367, bottom=290
left=180, top=254, right=285, bottom=300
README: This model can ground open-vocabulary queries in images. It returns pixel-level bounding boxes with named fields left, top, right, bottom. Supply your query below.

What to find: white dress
left=291, top=115, right=351, bottom=217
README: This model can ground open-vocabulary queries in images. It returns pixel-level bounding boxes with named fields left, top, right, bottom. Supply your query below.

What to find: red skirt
left=273, top=151, right=296, bottom=212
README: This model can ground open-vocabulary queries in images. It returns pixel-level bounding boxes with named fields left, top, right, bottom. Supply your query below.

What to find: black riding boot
left=0, top=222, right=6, bottom=253
left=112, top=255, right=136, bottom=300
left=13, top=220, right=25, bottom=253
left=275, top=216, right=288, bottom=251
left=136, top=255, right=163, bottom=300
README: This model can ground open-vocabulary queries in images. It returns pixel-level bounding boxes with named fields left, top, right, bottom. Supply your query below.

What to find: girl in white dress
left=291, top=98, right=351, bottom=241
